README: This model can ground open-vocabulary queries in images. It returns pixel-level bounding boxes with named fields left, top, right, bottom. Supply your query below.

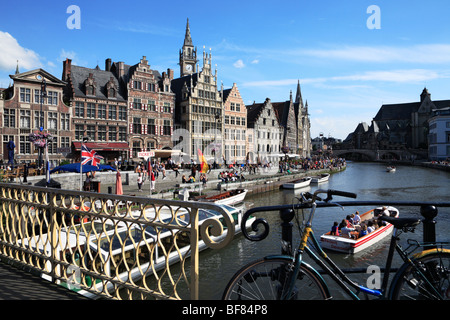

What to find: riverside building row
left=0, top=19, right=311, bottom=167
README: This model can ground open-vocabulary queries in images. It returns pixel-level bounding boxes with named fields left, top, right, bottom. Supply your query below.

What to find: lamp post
left=38, top=79, right=47, bottom=171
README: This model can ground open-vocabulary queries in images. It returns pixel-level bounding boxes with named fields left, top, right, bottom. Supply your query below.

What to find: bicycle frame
left=238, top=191, right=450, bottom=300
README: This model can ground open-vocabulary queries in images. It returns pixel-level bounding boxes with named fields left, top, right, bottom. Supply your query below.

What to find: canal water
left=194, top=162, right=450, bottom=300
left=151, top=162, right=450, bottom=300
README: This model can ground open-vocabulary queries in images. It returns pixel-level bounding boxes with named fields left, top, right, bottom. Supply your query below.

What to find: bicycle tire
left=222, top=257, right=330, bottom=300
left=389, top=249, right=450, bottom=300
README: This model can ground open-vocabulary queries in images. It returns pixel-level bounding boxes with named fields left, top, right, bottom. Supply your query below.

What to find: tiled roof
left=69, top=65, right=127, bottom=101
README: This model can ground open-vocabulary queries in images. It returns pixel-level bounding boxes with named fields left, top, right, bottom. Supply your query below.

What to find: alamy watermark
left=367, top=5, right=381, bottom=30
left=67, top=5, right=81, bottom=30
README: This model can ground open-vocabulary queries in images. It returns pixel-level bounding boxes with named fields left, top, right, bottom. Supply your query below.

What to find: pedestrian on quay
left=191, top=164, right=197, bottom=179
left=150, top=169, right=156, bottom=192
left=137, top=173, right=143, bottom=192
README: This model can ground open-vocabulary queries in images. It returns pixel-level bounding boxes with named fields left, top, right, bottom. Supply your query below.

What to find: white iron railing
left=0, top=184, right=235, bottom=300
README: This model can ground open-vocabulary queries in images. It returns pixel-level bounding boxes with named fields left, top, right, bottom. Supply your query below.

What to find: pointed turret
left=295, top=80, right=303, bottom=106
left=184, top=18, right=193, bottom=46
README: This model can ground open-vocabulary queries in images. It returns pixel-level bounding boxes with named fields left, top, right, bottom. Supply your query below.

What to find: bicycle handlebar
left=241, top=188, right=357, bottom=242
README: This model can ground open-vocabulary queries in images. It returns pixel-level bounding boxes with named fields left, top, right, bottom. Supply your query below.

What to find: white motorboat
left=187, top=188, right=248, bottom=206
left=282, top=177, right=312, bottom=189
left=320, top=206, right=399, bottom=254
left=311, top=173, right=330, bottom=184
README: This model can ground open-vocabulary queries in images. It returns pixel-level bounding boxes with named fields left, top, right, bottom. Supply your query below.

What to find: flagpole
left=81, top=138, right=88, bottom=191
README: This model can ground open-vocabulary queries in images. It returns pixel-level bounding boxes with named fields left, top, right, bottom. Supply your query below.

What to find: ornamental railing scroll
left=0, top=184, right=235, bottom=300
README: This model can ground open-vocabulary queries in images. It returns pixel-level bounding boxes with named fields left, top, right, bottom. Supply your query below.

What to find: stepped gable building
left=62, top=58, right=129, bottom=162
left=272, top=93, right=297, bottom=156
left=263, top=81, right=311, bottom=158
left=246, top=98, right=282, bottom=163
left=343, top=88, right=450, bottom=158
left=1, top=66, right=73, bottom=166
left=294, top=81, right=311, bottom=158
left=109, top=56, right=175, bottom=159
left=222, top=83, right=247, bottom=163
left=172, top=19, right=224, bottom=160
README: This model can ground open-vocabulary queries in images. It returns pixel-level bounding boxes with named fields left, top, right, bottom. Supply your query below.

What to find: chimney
left=105, top=58, right=112, bottom=72
left=167, top=68, right=174, bottom=80
left=116, top=61, right=125, bottom=79
left=62, top=58, right=72, bottom=81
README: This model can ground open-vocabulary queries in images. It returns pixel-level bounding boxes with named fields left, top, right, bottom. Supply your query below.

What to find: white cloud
left=233, top=59, right=245, bottom=68
left=242, top=69, right=448, bottom=88
left=299, top=44, right=450, bottom=64
left=329, top=69, right=448, bottom=83
left=0, top=31, right=41, bottom=71
left=251, top=59, right=260, bottom=64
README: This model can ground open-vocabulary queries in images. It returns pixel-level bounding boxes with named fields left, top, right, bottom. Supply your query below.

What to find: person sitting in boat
left=353, top=211, right=361, bottom=225
left=367, top=221, right=375, bottom=233
left=181, top=175, right=187, bottom=183
left=346, top=215, right=355, bottom=228
left=188, top=175, right=195, bottom=183
left=331, top=222, right=339, bottom=236
left=339, top=220, right=359, bottom=239
left=359, top=224, right=368, bottom=237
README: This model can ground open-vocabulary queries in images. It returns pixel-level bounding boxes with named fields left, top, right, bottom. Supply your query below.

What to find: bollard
left=420, top=205, right=437, bottom=246
left=280, top=208, right=295, bottom=255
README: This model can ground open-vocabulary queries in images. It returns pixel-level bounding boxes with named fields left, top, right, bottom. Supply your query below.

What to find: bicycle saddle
left=379, top=216, right=421, bottom=229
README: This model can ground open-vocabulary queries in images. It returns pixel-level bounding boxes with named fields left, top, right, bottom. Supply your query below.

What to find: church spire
left=15, top=60, right=20, bottom=75
left=184, top=18, right=193, bottom=46
left=295, top=80, right=303, bottom=106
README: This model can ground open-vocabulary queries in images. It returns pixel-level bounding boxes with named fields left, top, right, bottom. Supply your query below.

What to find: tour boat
left=320, top=206, right=399, bottom=254
left=19, top=203, right=254, bottom=299
left=282, top=177, right=312, bottom=189
left=311, top=173, right=330, bottom=184
left=180, top=188, right=248, bottom=206
left=386, top=166, right=396, bottom=173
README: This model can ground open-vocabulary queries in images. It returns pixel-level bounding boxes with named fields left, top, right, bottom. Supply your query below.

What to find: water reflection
left=138, top=162, right=449, bottom=300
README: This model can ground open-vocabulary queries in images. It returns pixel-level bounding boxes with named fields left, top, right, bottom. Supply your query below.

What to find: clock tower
left=179, top=18, right=197, bottom=77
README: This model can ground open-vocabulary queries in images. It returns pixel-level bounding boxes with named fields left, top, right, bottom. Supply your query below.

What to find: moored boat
left=282, top=177, right=312, bottom=189
left=196, top=188, right=248, bottom=206
left=320, top=206, right=399, bottom=254
left=178, top=188, right=248, bottom=206
left=386, top=166, right=396, bottom=173
left=311, top=173, right=330, bottom=184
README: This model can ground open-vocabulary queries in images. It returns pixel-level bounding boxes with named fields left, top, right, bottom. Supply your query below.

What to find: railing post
left=420, top=205, right=437, bottom=246
left=280, top=208, right=295, bottom=255
left=190, top=207, right=199, bottom=300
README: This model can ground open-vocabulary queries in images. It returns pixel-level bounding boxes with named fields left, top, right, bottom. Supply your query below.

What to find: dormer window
left=86, top=85, right=94, bottom=96
left=84, top=73, right=97, bottom=96
left=106, top=77, right=117, bottom=98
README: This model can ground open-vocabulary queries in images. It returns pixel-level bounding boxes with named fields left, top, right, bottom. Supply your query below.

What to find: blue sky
left=1, top=0, right=450, bottom=139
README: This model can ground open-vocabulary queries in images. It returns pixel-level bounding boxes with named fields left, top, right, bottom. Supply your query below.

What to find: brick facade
left=0, top=68, right=73, bottom=167
left=125, top=56, right=175, bottom=158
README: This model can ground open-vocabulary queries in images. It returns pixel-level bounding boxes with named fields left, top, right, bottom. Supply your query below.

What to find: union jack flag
left=81, top=144, right=104, bottom=167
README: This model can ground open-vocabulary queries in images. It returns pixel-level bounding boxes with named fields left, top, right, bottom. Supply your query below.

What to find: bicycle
left=222, top=189, right=450, bottom=300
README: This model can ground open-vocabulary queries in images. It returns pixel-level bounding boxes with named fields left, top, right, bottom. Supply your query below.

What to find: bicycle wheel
left=390, top=250, right=450, bottom=300
left=222, top=257, right=329, bottom=300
